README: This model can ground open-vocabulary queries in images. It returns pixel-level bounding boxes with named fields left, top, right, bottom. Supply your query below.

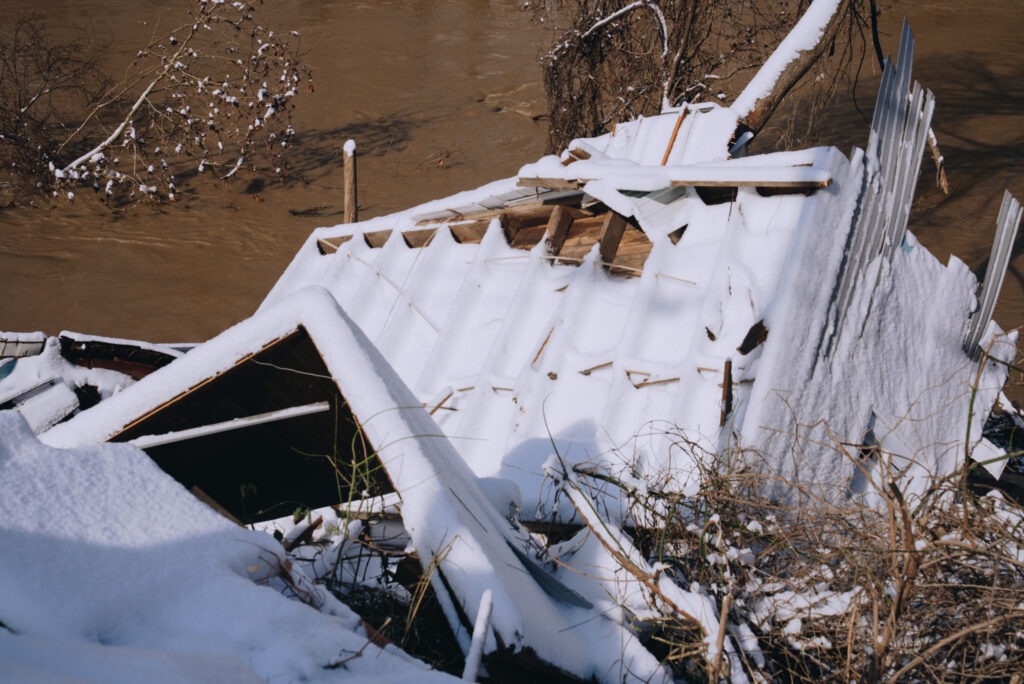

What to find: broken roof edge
left=40, top=286, right=667, bottom=683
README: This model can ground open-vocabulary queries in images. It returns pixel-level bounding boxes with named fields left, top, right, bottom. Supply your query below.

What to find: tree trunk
left=732, top=0, right=852, bottom=135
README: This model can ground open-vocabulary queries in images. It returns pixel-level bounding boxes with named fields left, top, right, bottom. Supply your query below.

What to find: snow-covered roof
left=43, top=286, right=664, bottom=682
left=260, top=64, right=1014, bottom=512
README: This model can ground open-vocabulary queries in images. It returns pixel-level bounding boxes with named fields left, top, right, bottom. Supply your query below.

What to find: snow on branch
left=732, top=0, right=850, bottom=133
left=573, top=0, right=668, bottom=58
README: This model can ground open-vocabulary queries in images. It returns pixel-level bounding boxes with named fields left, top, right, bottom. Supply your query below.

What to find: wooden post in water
left=343, top=139, right=358, bottom=223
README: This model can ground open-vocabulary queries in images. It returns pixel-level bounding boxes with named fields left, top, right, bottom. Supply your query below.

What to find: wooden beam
left=363, top=230, right=392, bottom=248
left=598, top=212, right=627, bottom=265
left=449, top=220, right=491, bottom=244
left=127, top=401, right=332, bottom=449
left=517, top=178, right=582, bottom=191
left=402, top=227, right=437, bottom=248
left=545, top=205, right=573, bottom=256
left=343, top=140, right=357, bottom=223
left=191, top=485, right=243, bottom=526
left=671, top=177, right=831, bottom=189
left=316, top=234, right=353, bottom=255
left=520, top=165, right=832, bottom=192
left=660, top=107, right=689, bottom=166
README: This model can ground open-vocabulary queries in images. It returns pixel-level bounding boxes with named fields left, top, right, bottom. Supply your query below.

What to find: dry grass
left=577, top=433, right=1024, bottom=682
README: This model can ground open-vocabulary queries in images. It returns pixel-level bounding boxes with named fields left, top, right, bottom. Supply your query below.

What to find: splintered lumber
left=545, top=204, right=573, bottom=256
left=316, top=234, right=353, bottom=255
left=363, top=230, right=392, bottom=248
left=598, top=212, right=627, bottom=265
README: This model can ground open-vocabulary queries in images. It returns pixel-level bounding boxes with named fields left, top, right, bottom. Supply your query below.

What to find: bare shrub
left=0, top=15, right=110, bottom=200
left=531, top=0, right=880, bottom=153
left=0, top=0, right=312, bottom=206
left=569, top=430, right=1024, bottom=682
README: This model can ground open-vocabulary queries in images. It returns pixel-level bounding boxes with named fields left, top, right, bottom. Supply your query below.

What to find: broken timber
left=517, top=163, right=833, bottom=192
left=315, top=199, right=653, bottom=278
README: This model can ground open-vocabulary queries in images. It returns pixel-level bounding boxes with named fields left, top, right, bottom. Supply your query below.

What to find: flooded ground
left=1, top=0, right=1022, bottom=363
left=0, top=0, right=547, bottom=341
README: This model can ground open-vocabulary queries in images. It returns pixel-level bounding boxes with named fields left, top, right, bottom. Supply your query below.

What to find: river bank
left=0, top=0, right=1020, bottom=355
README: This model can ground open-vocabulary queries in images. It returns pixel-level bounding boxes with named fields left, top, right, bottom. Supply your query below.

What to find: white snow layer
left=259, top=107, right=1009, bottom=511
left=738, top=151, right=1014, bottom=503
left=731, top=0, right=844, bottom=118
left=41, top=286, right=665, bottom=683
left=0, top=410, right=457, bottom=683
left=261, top=138, right=848, bottom=520
left=0, top=336, right=136, bottom=433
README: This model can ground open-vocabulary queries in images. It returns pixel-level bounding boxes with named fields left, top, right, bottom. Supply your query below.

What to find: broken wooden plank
left=560, top=147, right=592, bottom=166
left=598, top=212, right=627, bottom=265
left=316, top=234, right=353, bottom=255
left=545, top=204, right=573, bottom=256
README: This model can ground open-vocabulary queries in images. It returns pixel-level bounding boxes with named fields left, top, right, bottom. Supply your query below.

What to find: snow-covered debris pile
left=0, top=331, right=183, bottom=434
left=3, top=11, right=1023, bottom=684
left=263, top=22, right=1019, bottom=519
left=41, top=286, right=667, bottom=682
left=0, top=410, right=458, bottom=683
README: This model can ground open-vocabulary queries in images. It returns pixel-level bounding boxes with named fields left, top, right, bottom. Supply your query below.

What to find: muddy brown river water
left=1, top=0, right=1022, bottom=372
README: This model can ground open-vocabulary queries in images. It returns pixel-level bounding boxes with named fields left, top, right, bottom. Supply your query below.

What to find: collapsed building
left=2, top=20, right=1022, bottom=684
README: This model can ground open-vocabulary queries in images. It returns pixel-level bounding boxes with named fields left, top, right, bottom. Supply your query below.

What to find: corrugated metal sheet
left=965, top=190, right=1024, bottom=356
left=829, top=21, right=935, bottom=352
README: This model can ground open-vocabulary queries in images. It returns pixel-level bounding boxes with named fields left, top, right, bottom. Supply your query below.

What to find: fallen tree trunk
left=732, top=0, right=852, bottom=135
